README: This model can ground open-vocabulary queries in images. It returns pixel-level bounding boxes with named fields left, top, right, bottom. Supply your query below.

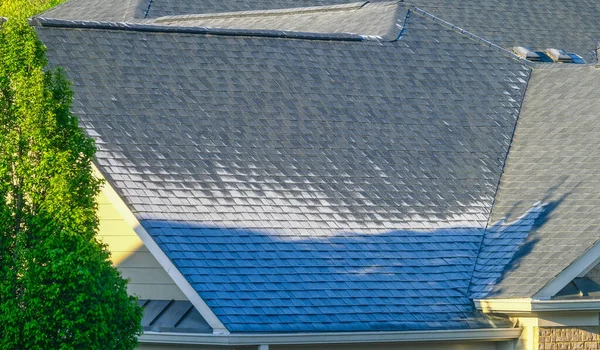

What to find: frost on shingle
left=37, top=11, right=530, bottom=332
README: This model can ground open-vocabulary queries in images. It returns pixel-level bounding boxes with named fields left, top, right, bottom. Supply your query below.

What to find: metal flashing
left=30, top=16, right=365, bottom=41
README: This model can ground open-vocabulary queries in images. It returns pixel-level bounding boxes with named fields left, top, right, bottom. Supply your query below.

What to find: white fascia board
left=534, top=239, right=600, bottom=299
left=474, top=298, right=533, bottom=313
left=475, top=298, right=600, bottom=313
left=92, top=164, right=230, bottom=334
left=139, top=328, right=522, bottom=346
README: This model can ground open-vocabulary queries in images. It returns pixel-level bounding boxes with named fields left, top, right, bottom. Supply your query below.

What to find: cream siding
left=97, top=190, right=188, bottom=300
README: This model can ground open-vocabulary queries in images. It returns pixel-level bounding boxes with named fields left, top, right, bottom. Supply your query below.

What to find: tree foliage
left=0, top=2, right=143, bottom=349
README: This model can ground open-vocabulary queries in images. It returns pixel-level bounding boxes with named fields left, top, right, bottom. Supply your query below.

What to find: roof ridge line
left=409, top=6, right=533, bottom=66
left=143, top=0, right=153, bottom=18
left=152, top=1, right=370, bottom=23
left=466, top=65, right=534, bottom=299
left=30, top=17, right=374, bottom=42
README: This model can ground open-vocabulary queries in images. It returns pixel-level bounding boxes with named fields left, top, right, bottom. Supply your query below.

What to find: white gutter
left=92, top=164, right=230, bottom=334
left=532, top=299, right=600, bottom=311
left=139, top=328, right=522, bottom=345
left=475, top=298, right=600, bottom=313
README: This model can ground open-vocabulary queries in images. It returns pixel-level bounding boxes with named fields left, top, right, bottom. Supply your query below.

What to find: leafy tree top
left=0, top=1, right=143, bottom=348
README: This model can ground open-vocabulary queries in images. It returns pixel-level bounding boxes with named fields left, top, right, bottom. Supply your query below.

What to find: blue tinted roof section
left=143, top=219, right=528, bottom=332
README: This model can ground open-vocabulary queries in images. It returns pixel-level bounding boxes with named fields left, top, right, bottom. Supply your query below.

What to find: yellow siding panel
left=120, top=267, right=179, bottom=285
left=97, top=186, right=187, bottom=301
left=118, top=251, right=163, bottom=269
left=99, top=219, right=139, bottom=236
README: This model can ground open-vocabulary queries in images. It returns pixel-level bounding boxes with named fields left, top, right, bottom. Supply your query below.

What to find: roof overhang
left=475, top=298, right=600, bottom=313
left=533, top=238, right=600, bottom=299
left=92, top=164, right=230, bottom=335
left=139, top=328, right=522, bottom=346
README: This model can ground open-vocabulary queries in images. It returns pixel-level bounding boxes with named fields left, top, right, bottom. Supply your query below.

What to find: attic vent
left=546, top=48, right=573, bottom=63
left=513, top=46, right=585, bottom=64
left=513, top=46, right=540, bottom=61
left=546, top=48, right=586, bottom=63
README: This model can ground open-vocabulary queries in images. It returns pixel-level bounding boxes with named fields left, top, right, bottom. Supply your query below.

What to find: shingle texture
left=145, top=0, right=363, bottom=18
left=147, top=1, right=402, bottom=39
left=405, top=0, right=600, bottom=63
left=40, top=0, right=373, bottom=21
left=474, top=66, right=600, bottom=298
left=41, top=0, right=148, bottom=21
left=37, top=10, right=529, bottom=332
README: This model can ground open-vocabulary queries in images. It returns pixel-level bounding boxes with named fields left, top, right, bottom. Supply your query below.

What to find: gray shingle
left=41, top=0, right=149, bottom=21
left=145, top=0, right=364, bottom=18
left=472, top=66, right=600, bottom=298
left=37, top=8, right=529, bottom=332
left=143, top=1, right=403, bottom=40
left=405, top=0, right=600, bottom=63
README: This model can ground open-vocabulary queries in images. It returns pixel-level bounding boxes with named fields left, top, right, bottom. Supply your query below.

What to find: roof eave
left=93, top=164, right=230, bottom=335
left=139, top=328, right=522, bottom=346
left=533, top=239, right=600, bottom=299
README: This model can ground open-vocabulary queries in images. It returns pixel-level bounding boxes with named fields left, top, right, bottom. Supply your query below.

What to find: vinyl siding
left=97, top=190, right=188, bottom=300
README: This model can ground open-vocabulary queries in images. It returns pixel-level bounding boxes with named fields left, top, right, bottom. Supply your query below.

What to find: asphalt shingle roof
left=41, top=0, right=149, bottom=21
left=40, top=0, right=376, bottom=21
left=144, top=0, right=363, bottom=18
left=37, top=7, right=530, bottom=332
left=405, top=0, right=600, bottom=63
left=471, top=66, right=600, bottom=298
left=144, top=1, right=403, bottom=40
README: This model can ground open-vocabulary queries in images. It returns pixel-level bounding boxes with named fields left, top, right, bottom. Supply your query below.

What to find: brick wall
left=538, top=327, right=599, bottom=349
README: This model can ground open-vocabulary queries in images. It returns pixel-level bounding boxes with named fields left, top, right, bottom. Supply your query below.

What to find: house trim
left=475, top=298, right=600, bottom=313
left=534, top=240, right=600, bottom=299
left=92, top=164, right=230, bottom=334
left=138, top=328, right=522, bottom=346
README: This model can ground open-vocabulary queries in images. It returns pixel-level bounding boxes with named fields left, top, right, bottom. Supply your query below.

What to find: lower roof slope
left=406, top=0, right=600, bottom=63
left=37, top=8, right=529, bottom=332
left=473, top=66, right=600, bottom=298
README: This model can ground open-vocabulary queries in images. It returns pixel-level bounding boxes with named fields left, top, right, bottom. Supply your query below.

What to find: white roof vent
left=546, top=48, right=574, bottom=63
left=513, top=46, right=541, bottom=61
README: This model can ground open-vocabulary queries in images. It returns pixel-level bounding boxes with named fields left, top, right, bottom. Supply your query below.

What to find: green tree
left=0, top=2, right=143, bottom=349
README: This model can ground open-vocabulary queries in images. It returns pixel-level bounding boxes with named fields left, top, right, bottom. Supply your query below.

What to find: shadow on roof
left=470, top=194, right=567, bottom=299
left=127, top=199, right=562, bottom=333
